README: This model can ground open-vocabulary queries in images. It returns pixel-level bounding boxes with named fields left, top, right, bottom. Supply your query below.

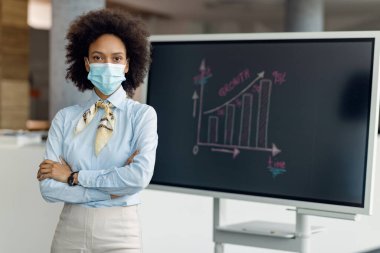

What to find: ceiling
left=108, top=0, right=380, bottom=32
left=28, top=0, right=380, bottom=32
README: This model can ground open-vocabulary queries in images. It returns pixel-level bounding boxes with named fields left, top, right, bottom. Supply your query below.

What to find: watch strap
left=67, top=171, right=79, bottom=186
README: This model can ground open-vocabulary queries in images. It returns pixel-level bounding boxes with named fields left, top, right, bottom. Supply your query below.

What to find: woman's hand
left=37, top=157, right=72, bottom=183
left=126, top=149, right=139, bottom=165
left=111, top=150, right=140, bottom=199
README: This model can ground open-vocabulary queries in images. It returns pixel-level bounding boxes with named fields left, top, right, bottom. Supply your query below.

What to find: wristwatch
left=67, top=171, right=79, bottom=186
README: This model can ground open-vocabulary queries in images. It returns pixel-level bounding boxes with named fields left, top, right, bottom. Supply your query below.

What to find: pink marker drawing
left=272, top=71, right=286, bottom=85
left=192, top=59, right=282, bottom=161
left=267, top=155, right=287, bottom=178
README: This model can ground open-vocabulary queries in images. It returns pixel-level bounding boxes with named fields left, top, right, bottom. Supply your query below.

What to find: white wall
left=2, top=139, right=380, bottom=253
left=0, top=144, right=62, bottom=253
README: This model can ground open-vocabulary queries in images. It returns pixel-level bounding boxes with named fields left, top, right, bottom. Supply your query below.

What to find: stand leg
left=214, top=242, right=224, bottom=253
left=213, top=198, right=226, bottom=253
left=213, top=198, right=226, bottom=227
left=296, top=212, right=311, bottom=253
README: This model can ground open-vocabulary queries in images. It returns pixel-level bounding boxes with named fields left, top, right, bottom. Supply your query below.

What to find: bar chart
left=192, top=59, right=281, bottom=160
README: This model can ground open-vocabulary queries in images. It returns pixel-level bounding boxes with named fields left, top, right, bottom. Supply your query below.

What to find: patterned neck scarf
left=75, top=100, right=115, bottom=155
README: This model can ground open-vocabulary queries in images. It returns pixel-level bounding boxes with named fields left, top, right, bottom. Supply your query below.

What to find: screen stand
left=213, top=198, right=325, bottom=253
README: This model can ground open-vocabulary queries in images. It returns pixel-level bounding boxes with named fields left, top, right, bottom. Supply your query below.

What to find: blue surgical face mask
left=87, top=62, right=127, bottom=95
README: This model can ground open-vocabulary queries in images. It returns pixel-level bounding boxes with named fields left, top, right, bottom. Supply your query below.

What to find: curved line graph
left=203, top=71, right=265, bottom=115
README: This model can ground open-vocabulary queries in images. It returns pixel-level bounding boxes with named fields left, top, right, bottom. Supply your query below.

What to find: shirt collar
left=106, top=85, right=127, bottom=110
left=85, top=86, right=127, bottom=111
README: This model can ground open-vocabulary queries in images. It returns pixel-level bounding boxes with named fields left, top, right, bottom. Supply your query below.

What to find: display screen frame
left=144, top=32, right=380, bottom=215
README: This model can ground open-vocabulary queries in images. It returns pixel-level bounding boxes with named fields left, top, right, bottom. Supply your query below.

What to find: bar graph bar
left=224, top=104, right=235, bottom=145
left=257, top=79, right=272, bottom=148
left=208, top=116, right=219, bottom=143
left=239, top=94, right=253, bottom=146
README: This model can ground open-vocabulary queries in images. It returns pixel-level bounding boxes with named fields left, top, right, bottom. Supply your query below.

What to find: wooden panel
left=1, top=0, right=28, bottom=28
left=1, top=26, right=29, bottom=79
left=0, top=79, right=29, bottom=106
left=1, top=26, right=28, bottom=54
left=0, top=0, right=31, bottom=129
left=1, top=108, right=29, bottom=129
left=1, top=53, right=29, bottom=80
left=0, top=79, right=29, bottom=129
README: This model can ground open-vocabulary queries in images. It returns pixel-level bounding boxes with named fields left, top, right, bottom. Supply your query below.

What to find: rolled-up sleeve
left=78, top=106, right=158, bottom=196
left=39, top=109, right=111, bottom=204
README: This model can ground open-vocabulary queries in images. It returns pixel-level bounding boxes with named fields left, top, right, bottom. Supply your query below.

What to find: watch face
left=68, top=172, right=76, bottom=186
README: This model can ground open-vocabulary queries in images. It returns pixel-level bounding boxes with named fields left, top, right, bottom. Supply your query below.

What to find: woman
left=36, top=8, right=157, bottom=253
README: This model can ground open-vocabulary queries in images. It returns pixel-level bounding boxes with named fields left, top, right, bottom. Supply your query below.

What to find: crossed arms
left=37, top=106, right=158, bottom=204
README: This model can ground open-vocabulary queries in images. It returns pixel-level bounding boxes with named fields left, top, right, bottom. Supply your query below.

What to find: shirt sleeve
left=39, top=109, right=111, bottom=204
left=78, top=106, right=158, bottom=196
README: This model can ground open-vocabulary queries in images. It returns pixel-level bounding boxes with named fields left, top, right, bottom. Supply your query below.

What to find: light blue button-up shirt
left=39, top=86, right=158, bottom=208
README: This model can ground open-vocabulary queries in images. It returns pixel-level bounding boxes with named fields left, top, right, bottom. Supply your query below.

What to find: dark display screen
left=147, top=38, right=374, bottom=207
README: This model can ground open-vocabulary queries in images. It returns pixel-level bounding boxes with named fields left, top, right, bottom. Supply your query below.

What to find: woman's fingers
left=37, top=169, right=52, bottom=180
left=37, top=167, right=52, bottom=180
left=37, top=163, right=55, bottom=178
left=126, top=149, right=140, bottom=165
left=38, top=173, right=52, bottom=181
left=39, top=167, right=52, bottom=174
left=38, top=164, right=53, bottom=175
left=37, top=164, right=50, bottom=178
left=37, top=158, right=72, bottom=183
left=37, top=159, right=58, bottom=181
left=39, top=159, right=55, bottom=167
left=39, top=163, right=52, bottom=168
left=41, top=159, right=54, bottom=164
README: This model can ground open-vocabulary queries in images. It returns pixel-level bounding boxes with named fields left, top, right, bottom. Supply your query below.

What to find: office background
left=2, top=0, right=380, bottom=252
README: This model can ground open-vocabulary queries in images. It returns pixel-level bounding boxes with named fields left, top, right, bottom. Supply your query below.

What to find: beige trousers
left=51, top=203, right=142, bottom=253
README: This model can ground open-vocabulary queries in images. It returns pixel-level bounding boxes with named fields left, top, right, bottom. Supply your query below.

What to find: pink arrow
left=211, top=147, right=240, bottom=159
